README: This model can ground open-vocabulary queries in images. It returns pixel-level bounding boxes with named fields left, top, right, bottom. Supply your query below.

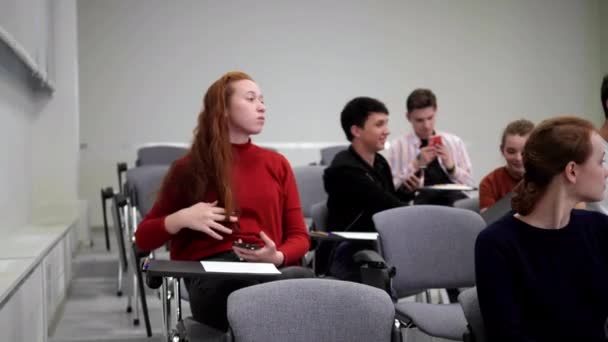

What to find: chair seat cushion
left=395, top=302, right=468, bottom=340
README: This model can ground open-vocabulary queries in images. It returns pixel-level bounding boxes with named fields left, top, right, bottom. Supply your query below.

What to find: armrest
left=353, top=249, right=386, bottom=267
left=309, top=231, right=378, bottom=241
left=144, top=259, right=280, bottom=290
left=354, top=249, right=396, bottom=298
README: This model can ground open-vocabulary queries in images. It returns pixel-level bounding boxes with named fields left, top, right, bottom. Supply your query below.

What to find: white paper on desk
left=200, top=261, right=281, bottom=274
left=331, top=232, right=379, bottom=240
left=424, top=184, right=475, bottom=191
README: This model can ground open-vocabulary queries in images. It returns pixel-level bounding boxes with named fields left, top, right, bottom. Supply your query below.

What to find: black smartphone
left=232, top=241, right=262, bottom=251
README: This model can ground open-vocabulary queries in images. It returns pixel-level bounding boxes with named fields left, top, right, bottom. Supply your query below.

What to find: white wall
left=0, top=0, right=79, bottom=230
left=31, top=0, right=80, bottom=224
left=0, top=60, right=35, bottom=228
left=602, top=0, right=608, bottom=75
left=78, top=0, right=603, bottom=226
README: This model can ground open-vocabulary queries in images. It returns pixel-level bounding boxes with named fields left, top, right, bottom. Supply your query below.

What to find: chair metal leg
left=117, top=258, right=123, bottom=297
left=174, top=277, right=182, bottom=323
left=134, top=251, right=152, bottom=337
left=161, top=277, right=172, bottom=341
left=133, top=272, right=140, bottom=325
left=439, top=288, right=450, bottom=304
left=101, top=188, right=111, bottom=251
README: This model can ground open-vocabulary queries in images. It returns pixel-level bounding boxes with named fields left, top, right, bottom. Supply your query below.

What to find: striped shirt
left=387, top=130, right=474, bottom=188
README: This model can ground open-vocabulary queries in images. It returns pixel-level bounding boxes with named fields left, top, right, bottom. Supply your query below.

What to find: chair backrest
left=292, top=165, right=327, bottom=217
left=126, top=165, right=170, bottom=217
left=227, top=278, right=395, bottom=342
left=454, top=196, right=480, bottom=213
left=136, top=145, right=188, bottom=166
left=458, top=287, right=487, bottom=342
left=311, top=201, right=329, bottom=231
left=480, top=192, right=513, bottom=225
left=373, top=205, right=486, bottom=298
left=320, top=145, right=348, bottom=165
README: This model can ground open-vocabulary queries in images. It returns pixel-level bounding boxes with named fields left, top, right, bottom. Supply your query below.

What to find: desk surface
left=309, top=231, right=379, bottom=241
left=145, top=259, right=281, bottom=279
left=420, top=184, right=477, bottom=191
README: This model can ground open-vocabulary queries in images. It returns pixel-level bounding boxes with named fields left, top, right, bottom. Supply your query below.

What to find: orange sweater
left=135, top=141, right=310, bottom=266
left=479, top=166, right=520, bottom=210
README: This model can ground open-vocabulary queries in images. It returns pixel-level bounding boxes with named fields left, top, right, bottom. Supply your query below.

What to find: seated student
left=323, top=97, right=409, bottom=281
left=479, top=119, right=534, bottom=212
left=135, top=71, right=312, bottom=332
left=475, top=116, right=608, bottom=341
left=388, top=88, right=474, bottom=206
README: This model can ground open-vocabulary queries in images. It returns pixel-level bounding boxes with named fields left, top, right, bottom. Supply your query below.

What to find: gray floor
left=49, top=228, right=173, bottom=342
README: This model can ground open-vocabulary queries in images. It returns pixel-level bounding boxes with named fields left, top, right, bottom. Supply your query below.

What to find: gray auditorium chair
left=454, top=196, right=480, bottom=213
left=320, top=145, right=348, bottom=165
left=136, top=145, right=188, bottom=166
left=128, top=166, right=228, bottom=341
left=309, top=201, right=329, bottom=273
left=311, top=200, right=329, bottom=232
left=124, top=165, right=171, bottom=334
left=292, top=165, right=327, bottom=224
left=125, top=165, right=170, bottom=217
left=227, top=278, right=399, bottom=342
left=458, top=287, right=486, bottom=342
left=364, top=205, right=486, bottom=341
left=479, top=192, right=513, bottom=226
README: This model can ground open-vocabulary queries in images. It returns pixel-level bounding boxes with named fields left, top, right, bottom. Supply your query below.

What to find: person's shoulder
left=477, top=213, right=517, bottom=245
left=389, top=133, right=414, bottom=147
left=328, top=147, right=357, bottom=168
left=251, top=144, right=290, bottom=168
left=571, top=209, right=608, bottom=227
left=480, top=167, right=506, bottom=184
left=324, top=149, right=366, bottom=180
left=376, top=152, right=390, bottom=165
left=167, top=153, right=192, bottom=176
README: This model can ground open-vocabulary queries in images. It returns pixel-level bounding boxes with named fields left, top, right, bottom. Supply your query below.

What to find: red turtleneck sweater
left=135, top=141, right=310, bottom=266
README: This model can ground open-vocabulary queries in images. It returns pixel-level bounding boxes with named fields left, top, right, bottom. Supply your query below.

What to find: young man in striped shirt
left=387, top=88, right=474, bottom=206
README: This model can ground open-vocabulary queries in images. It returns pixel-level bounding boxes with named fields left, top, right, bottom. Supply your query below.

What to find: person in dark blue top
left=475, top=116, right=608, bottom=341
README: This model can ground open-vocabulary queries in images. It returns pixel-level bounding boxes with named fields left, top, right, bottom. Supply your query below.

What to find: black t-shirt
left=420, top=138, right=452, bottom=186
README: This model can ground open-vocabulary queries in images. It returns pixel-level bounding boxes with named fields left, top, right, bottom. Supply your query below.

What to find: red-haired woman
left=135, top=71, right=312, bottom=331
left=475, top=116, right=608, bottom=341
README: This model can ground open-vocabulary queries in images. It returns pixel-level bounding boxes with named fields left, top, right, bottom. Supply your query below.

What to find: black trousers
left=185, top=250, right=314, bottom=331
left=328, top=240, right=376, bottom=282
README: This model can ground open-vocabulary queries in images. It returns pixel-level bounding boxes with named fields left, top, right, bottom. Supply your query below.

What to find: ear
left=564, top=161, right=578, bottom=184
left=406, top=111, right=411, bottom=122
left=350, top=125, right=362, bottom=139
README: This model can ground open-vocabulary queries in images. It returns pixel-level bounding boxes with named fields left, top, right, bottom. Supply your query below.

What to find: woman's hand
left=233, top=231, right=284, bottom=267
left=164, top=201, right=237, bottom=239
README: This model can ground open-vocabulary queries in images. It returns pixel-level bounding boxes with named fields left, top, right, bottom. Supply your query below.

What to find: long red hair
left=161, top=71, right=253, bottom=215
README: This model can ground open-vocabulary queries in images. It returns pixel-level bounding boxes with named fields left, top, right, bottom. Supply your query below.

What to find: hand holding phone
left=430, top=135, right=443, bottom=147
left=232, top=241, right=262, bottom=251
